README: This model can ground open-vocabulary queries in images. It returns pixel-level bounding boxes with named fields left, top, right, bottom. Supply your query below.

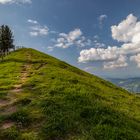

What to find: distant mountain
left=107, top=78, right=140, bottom=93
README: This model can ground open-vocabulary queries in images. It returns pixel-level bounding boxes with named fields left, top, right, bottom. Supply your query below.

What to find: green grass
left=0, top=48, right=140, bottom=140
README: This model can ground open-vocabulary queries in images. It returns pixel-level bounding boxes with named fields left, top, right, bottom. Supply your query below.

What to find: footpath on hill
left=0, top=53, right=32, bottom=129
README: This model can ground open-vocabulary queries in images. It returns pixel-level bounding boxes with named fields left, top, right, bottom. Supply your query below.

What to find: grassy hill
left=0, top=48, right=140, bottom=140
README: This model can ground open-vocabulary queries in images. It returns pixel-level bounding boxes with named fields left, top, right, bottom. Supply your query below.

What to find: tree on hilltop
left=0, top=25, right=14, bottom=59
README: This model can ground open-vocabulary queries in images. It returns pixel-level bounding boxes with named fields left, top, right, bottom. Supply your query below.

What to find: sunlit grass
left=0, top=48, right=140, bottom=139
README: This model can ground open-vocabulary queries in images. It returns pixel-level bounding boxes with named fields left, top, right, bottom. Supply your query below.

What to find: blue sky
left=1, top=0, right=140, bottom=78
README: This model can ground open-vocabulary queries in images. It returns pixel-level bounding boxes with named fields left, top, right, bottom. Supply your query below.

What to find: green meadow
left=0, top=48, right=140, bottom=140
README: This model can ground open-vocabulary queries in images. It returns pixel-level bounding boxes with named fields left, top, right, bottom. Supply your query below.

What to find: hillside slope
left=0, top=48, right=140, bottom=140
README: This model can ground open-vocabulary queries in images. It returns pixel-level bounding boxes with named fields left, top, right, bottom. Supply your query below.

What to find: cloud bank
left=79, top=14, right=140, bottom=69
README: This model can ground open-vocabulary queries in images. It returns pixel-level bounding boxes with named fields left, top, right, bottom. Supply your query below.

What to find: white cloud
left=94, top=41, right=106, bottom=48
left=94, top=35, right=99, bottom=39
left=130, top=54, right=140, bottom=67
left=47, top=46, right=54, bottom=52
left=28, top=19, right=49, bottom=37
left=66, top=29, right=82, bottom=41
left=29, top=32, right=38, bottom=36
left=103, top=55, right=128, bottom=69
left=0, top=0, right=31, bottom=4
left=79, top=14, right=140, bottom=69
left=27, top=19, right=38, bottom=24
left=93, top=35, right=106, bottom=48
left=111, top=14, right=139, bottom=43
left=78, top=47, right=118, bottom=63
left=98, top=14, right=107, bottom=28
left=30, top=25, right=49, bottom=36
left=55, top=29, right=91, bottom=49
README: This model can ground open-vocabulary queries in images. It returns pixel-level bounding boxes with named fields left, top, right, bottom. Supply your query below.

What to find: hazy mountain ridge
left=108, top=78, right=140, bottom=93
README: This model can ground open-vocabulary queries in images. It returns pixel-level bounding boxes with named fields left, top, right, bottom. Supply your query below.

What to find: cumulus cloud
left=55, top=29, right=91, bottom=49
left=130, top=54, right=140, bottom=68
left=78, top=47, right=118, bottom=63
left=28, top=19, right=49, bottom=37
left=103, top=55, right=128, bottom=69
left=111, top=14, right=138, bottom=43
left=79, top=14, right=140, bottom=69
left=0, top=0, right=31, bottom=4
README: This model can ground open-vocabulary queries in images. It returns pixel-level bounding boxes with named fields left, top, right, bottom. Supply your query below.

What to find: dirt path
left=0, top=54, right=31, bottom=129
left=11, top=63, right=31, bottom=93
left=0, top=61, right=31, bottom=107
left=1, top=121, right=15, bottom=129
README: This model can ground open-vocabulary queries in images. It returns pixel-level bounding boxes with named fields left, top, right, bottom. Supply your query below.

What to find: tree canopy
left=0, top=25, right=15, bottom=59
